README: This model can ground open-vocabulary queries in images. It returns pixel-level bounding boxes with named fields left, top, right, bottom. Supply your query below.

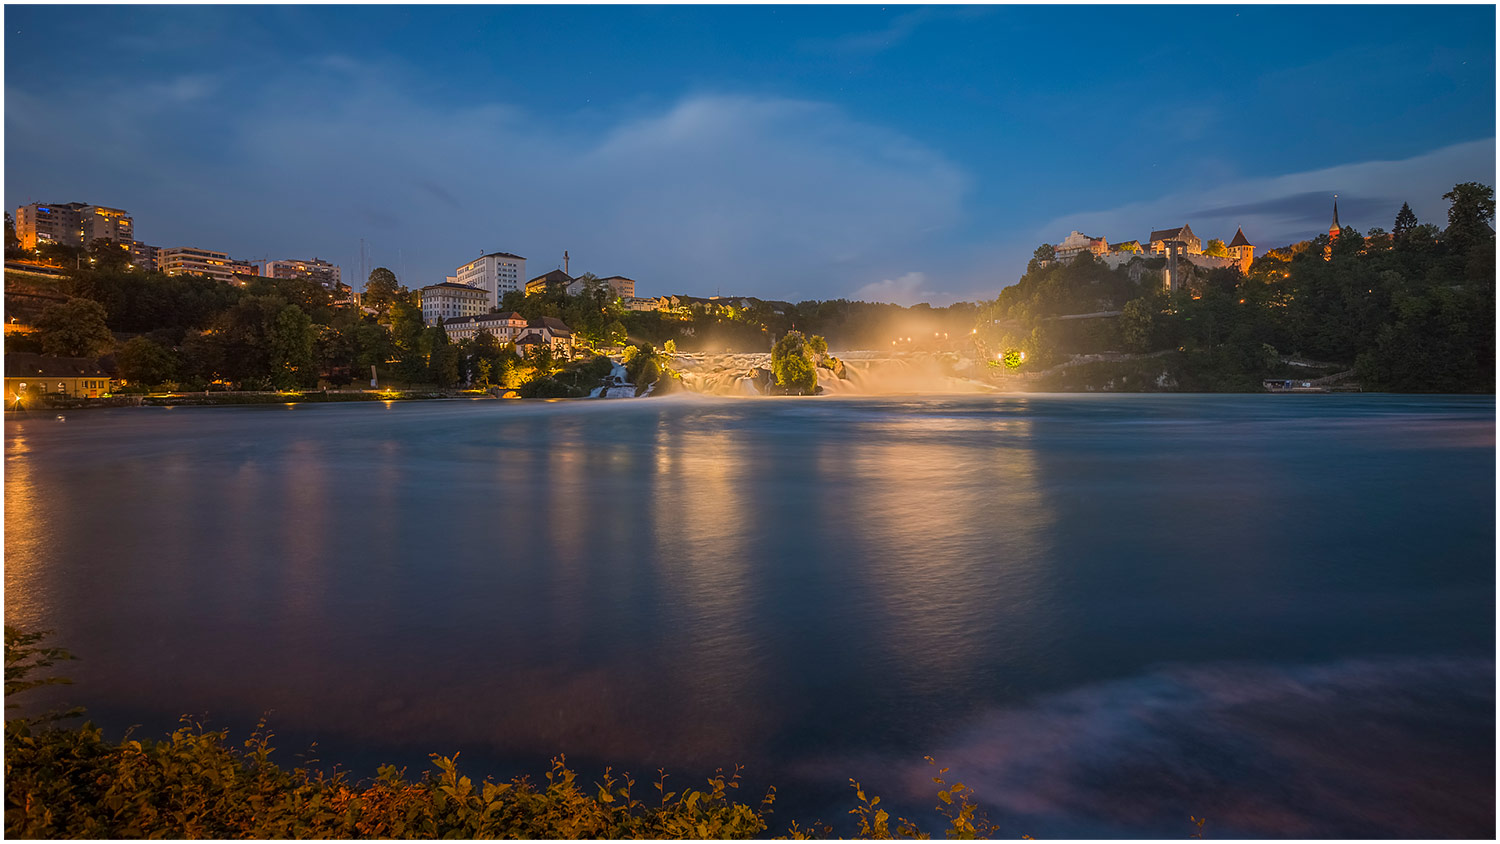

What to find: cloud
left=853, top=271, right=941, bottom=306
left=801, top=7, right=992, bottom=55
left=144, top=74, right=218, bottom=104
left=1037, top=139, right=1496, bottom=249
left=6, top=61, right=969, bottom=300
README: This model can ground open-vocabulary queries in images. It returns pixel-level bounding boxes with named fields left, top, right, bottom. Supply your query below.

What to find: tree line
left=979, top=182, right=1495, bottom=392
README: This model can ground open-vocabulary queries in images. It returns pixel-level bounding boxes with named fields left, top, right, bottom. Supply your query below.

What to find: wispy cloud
left=1037, top=138, right=1496, bottom=248
left=6, top=60, right=969, bottom=301
left=144, top=74, right=219, bottom=104
left=800, top=7, right=991, bottom=56
left=853, top=271, right=943, bottom=306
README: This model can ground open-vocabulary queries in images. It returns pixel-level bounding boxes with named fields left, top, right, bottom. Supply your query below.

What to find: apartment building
left=15, top=202, right=134, bottom=250
left=130, top=242, right=159, bottom=272
left=598, top=276, right=636, bottom=299
left=264, top=257, right=342, bottom=288
left=420, top=282, right=489, bottom=325
left=454, top=251, right=526, bottom=309
left=159, top=247, right=259, bottom=284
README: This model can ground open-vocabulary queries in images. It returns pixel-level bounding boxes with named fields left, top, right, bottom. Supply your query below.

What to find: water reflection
left=2, top=396, right=1493, bottom=837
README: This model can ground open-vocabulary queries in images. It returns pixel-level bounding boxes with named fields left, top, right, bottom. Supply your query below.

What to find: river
left=4, top=394, right=1494, bottom=837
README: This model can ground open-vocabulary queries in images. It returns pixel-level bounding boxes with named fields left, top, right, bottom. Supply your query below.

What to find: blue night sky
left=6, top=5, right=1495, bottom=304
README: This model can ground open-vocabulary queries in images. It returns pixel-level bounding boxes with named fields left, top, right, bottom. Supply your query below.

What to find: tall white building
left=454, top=251, right=526, bottom=310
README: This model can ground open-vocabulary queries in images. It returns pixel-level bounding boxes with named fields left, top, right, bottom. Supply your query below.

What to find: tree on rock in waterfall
left=771, top=330, right=818, bottom=395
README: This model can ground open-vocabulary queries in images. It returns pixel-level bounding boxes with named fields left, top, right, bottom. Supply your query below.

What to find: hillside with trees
left=976, top=182, right=1495, bottom=393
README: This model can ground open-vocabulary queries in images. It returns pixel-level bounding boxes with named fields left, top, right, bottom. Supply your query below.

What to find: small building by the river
left=5, top=353, right=113, bottom=401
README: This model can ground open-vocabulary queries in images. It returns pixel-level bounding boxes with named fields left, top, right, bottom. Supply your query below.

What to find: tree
left=1393, top=202, right=1418, bottom=238
left=314, top=325, right=356, bottom=387
left=36, top=298, right=114, bottom=357
left=268, top=304, right=315, bottom=388
left=1120, top=297, right=1156, bottom=352
left=770, top=330, right=818, bottom=395
left=1203, top=239, right=1229, bottom=258
left=88, top=238, right=132, bottom=272
left=364, top=267, right=403, bottom=315
left=1441, top=182, right=1495, bottom=252
left=115, top=336, right=179, bottom=387
left=1026, top=243, right=1055, bottom=274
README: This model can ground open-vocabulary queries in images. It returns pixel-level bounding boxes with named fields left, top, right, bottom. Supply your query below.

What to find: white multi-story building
left=15, top=202, right=134, bottom=250
left=264, top=257, right=342, bottom=288
left=420, top=282, right=489, bottom=325
left=454, top=251, right=526, bottom=310
left=159, top=247, right=259, bottom=284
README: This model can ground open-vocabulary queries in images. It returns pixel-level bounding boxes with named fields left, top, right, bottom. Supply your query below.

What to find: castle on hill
left=1048, top=223, right=1256, bottom=275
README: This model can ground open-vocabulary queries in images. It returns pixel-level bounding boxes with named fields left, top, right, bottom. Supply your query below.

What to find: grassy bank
left=4, top=629, right=1015, bottom=840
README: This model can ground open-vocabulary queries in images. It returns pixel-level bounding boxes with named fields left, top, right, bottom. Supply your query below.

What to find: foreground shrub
left=4, top=628, right=1065, bottom=839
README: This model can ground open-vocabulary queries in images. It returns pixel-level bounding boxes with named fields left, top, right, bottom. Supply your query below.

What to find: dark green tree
left=115, top=336, right=179, bottom=387
left=1392, top=202, right=1418, bottom=237
left=363, top=267, right=404, bottom=316
left=268, top=304, right=315, bottom=388
left=36, top=298, right=114, bottom=357
left=1120, top=297, right=1157, bottom=352
left=87, top=239, right=132, bottom=272
left=1441, top=182, right=1496, bottom=252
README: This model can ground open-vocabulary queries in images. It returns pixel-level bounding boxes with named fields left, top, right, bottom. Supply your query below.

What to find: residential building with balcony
left=264, top=257, right=342, bottom=288
left=159, top=247, right=258, bottom=284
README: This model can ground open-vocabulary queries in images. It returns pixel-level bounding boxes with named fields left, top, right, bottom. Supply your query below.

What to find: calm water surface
left=5, top=394, right=1494, bottom=837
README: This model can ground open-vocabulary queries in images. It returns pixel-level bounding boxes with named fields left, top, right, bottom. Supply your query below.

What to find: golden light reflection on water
left=830, top=410, right=1053, bottom=689
left=4, top=427, right=44, bottom=628
left=649, top=412, right=762, bottom=734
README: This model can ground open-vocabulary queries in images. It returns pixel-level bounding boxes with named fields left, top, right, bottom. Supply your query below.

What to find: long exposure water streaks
left=3, top=394, right=1493, bottom=837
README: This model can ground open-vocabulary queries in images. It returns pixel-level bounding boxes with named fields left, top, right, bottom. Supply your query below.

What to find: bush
left=4, top=628, right=1047, bottom=840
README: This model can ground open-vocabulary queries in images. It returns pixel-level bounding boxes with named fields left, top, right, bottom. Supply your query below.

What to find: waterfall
left=592, top=361, right=638, bottom=398
left=668, top=351, right=998, bottom=396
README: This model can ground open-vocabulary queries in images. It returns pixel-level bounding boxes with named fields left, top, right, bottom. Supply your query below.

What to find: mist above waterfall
left=672, top=350, right=998, bottom=396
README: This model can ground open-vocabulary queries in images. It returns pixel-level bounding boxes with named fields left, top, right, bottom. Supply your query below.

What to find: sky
left=5, top=4, right=1495, bottom=305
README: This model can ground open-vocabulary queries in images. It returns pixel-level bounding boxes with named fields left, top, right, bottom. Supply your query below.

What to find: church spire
left=1329, top=197, right=1341, bottom=238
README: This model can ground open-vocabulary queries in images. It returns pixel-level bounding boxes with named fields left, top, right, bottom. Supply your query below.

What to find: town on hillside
left=4, top=183, right=1494, bottom=402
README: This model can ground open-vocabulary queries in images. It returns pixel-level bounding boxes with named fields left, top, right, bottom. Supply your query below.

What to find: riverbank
left=5, top=389, right=490, bottom=411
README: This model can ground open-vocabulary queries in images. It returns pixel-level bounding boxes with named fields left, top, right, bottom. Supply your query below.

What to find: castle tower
left=1227, top=226, right=1254, bottom=273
